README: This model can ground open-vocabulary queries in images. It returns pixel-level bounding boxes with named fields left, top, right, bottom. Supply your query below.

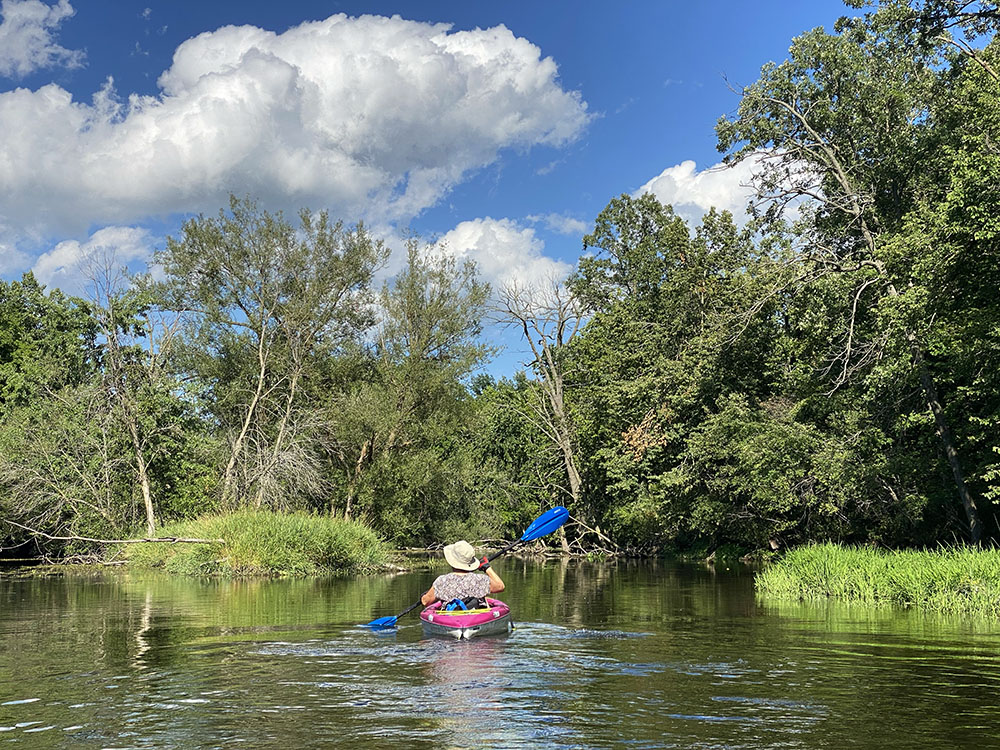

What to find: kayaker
left=420, top=540, right=504, bottom=607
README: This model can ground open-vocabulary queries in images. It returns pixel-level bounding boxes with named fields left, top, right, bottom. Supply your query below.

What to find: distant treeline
left=1, top=0, right=998, bottom=558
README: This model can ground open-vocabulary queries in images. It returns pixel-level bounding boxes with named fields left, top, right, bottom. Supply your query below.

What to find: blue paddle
left=365, top=505, right=569, bottom=629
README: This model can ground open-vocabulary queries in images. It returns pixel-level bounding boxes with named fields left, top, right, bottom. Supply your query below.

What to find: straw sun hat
left=443, top=540, right=480, bottom=571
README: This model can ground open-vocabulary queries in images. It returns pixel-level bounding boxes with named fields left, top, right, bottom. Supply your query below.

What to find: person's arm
left=420, top=586, right=437, bottom=606
left=485, top=566, right=504, bottom=594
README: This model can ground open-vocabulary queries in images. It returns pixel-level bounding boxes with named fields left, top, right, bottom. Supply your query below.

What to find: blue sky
left=0, top=0, right=858, bottom=370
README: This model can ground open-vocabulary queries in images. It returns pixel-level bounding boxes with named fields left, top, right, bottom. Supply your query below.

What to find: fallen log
left=3, top=519, right=224, bottom=545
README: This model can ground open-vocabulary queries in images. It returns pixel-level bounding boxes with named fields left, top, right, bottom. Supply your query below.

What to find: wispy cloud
left=527, top=212, right=588, bottom=237
left=663, top=78, right=703, bottom=89
left=535, top=158, right=564, bottom=176
left=615, top=96, right=637, bottom=114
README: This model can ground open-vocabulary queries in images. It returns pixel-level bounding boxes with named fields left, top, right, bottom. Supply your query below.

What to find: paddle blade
left=363, top=599, right=423, bottom=629
left=520, top=505, right=569, bottom=542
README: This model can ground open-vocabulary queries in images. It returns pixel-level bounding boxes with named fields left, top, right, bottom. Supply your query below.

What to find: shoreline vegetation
left=10, top=529, right=1000, bottom=621
left=123, top=512, right=390, bottom=577
left=2, top=3, right=999, bottom=572
left=757, top=544, right=1000, bottom=617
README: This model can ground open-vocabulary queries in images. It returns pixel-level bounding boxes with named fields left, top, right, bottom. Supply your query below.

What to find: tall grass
left=757, top=543, right=1000, bottom=617
left=125, top=511, right=389, bottom=577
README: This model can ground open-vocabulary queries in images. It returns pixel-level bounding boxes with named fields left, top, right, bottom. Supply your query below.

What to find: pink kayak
left=419, top=598, right=513, bottom=639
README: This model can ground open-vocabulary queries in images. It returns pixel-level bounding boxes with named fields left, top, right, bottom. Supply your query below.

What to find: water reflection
left=2, top=561, right=1000, bottom=749
left=422, top=638, right=523, bottom=747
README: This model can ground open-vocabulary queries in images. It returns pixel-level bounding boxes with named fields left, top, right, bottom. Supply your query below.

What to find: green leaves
left=0, top=273, right=96, bottom=413
left=155, top=196, right=390, bottom=510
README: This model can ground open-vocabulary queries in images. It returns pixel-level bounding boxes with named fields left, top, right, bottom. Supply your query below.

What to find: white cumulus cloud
left=31, top=225, right=153, bottom=296
left=0, top=0, right=83, bottom=78
left=0, top=13, right=590, bottom=245
left=437, top=217, right=572, bottom=292
left=635, top=157, right=762, bottom=225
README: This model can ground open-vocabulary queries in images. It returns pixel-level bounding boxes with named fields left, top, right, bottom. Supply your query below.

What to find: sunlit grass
left=757, top=543, right=1000, bottom=617
left=125, top=511, right=390, bottom=577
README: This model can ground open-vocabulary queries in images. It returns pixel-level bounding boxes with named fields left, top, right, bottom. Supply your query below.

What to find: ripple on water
left=560, top=628, right=653, bottom=639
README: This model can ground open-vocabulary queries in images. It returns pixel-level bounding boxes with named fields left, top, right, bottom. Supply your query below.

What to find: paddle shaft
left=486, top=538, right=523, bottom=564
left=395, top=600, right=422, bottom=620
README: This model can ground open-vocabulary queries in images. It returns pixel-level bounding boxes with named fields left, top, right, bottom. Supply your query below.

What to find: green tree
left=155, top=196, right=388, bottom=509
left=0, top=275, right=101, bottom=552
left=0, top=273, right=96, bottom=413
left=716, top=12, right=989, bottom=542
left=324, top=241, right=491, bottom=541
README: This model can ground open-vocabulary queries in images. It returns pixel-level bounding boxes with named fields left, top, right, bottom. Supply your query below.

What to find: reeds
left=125, top=511, right=389, bottom=577
left=756, top=543, right=1000, bottom=616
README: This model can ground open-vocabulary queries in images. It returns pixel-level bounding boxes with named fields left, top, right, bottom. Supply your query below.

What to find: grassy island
left=757, top=544, right=1000, bottom=617
left=124, top=512, right=390, bottom=577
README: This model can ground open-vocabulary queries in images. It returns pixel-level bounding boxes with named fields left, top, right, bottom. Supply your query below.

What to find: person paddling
left=420, top=540, right=504, bottom=608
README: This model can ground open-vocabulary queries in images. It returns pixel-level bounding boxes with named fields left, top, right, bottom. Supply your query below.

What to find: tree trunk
left=910, top=335, right=982, bottom=543
left=128, top=422, right=156, bottom=537
left=222, top=326, right=269, bottom=506
left=557, top=432, right=584, bottom=507
left=343, top=488, right=353, bottom=521
left=882, top=279, right=982, bottom=544
left=544, top=355, right=587, bottom=523
left=341, top=439, right=370, bottom=520
left=558, top=526, right=571, bottom=554
left=254, top=366, right=302, bottom=510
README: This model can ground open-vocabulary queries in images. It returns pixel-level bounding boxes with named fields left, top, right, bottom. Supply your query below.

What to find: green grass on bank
left=125, top=511, right=390, bottom=577
left=757, top=543, right=1000, bottom=617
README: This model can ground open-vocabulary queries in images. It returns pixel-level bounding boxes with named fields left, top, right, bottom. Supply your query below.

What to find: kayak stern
left=419, top=598, right=512, bottom=639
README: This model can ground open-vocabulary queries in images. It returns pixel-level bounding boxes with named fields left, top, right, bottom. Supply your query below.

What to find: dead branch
left=3, top=520, right=224, bottom=545
left=567, top=515, right=621, bottom=554
left=936, top=33, right=1000, bottom=82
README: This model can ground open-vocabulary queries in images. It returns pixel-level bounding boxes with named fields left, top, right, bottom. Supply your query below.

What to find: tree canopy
left=2, top=0, right=998, bottom=558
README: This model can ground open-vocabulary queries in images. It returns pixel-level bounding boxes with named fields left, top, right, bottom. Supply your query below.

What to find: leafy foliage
left=3, top=1, right=999, bottom=561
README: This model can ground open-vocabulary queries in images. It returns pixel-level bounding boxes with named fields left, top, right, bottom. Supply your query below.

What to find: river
left=1, top=558, right=998, bottom=748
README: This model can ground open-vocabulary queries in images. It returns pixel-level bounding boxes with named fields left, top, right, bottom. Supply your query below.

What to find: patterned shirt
left=432, top=572, right=491, bottom=603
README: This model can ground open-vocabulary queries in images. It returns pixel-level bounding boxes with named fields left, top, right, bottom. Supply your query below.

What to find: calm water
left=2, top=558, right=999, bottom=749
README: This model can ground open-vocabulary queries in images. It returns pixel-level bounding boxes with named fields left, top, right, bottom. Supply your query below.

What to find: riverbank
left=123, top=511, right=390, bottom=576
left=756, top=543, right=1000, bottom=616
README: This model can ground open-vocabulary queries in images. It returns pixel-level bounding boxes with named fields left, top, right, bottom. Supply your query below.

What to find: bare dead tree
left=494, top=279, right=589, bottom=552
